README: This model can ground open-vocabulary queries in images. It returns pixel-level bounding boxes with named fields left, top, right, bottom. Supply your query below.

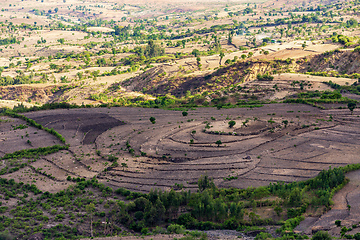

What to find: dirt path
left=295, top=169, right=360, bottom=236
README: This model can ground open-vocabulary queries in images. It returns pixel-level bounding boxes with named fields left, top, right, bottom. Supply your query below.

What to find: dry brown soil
left=1, top=104, right=360, bottom=194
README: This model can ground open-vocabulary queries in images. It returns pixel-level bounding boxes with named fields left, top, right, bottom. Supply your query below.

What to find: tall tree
left=219, top=51, right=225, bottom=65
left=85, top=203, right=95, bottom=237
left=348, top=102, right=356, bottom=115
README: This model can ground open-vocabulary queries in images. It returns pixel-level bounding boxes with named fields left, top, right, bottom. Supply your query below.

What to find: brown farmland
left=1, top=104, right=358, bottom=194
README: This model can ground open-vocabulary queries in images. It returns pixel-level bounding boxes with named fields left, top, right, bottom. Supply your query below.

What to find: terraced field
left=1, top=104, right=357, bottom=193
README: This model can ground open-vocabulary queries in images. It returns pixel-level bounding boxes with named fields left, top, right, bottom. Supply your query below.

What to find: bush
left=335, top=220, right=341, bottom=227
left=255, top=232, right=272, bottom=240
left=167, top=224, right=185, bottom=234
left=141, top=227, right=149, bottom=235
left=312, top=231, right=332, bottom=240
left=2, top=145, right=68, bottom=160
left=228, top=120, right=236, bottom=128
left=149, top=116, right=156, bottom=124
left=108, top=155, right=118, bottom=162
left=354, top=233, right=360, bottom=240
left=177, top=213, right=196, bottom=227
left=182, top=111, right=188, bottom=116
left=257, top=73, right=274, bottom=81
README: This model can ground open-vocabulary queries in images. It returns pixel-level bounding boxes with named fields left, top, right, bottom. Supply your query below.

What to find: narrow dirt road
left=295, top=169, right=360, bottom=236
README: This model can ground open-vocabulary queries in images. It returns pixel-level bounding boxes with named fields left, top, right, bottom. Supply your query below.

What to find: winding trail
left=295, top=169, right=360, bottom=236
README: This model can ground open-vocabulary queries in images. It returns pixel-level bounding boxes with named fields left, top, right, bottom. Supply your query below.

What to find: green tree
left=85, top=203, right=95, bottom=238
left=198, top=175, right=215, bottom=192
left=145, top=198, right=165, bottom=225
left=288, top=187, right=302, bottom=206
left=274, top=205, right=283, bottom=216
left=121, top=163, right=128, bottom=171
left=219, top=51, right=225, bottom=65
left=192, top=49, right=200, bottom=57
left=335, top=220, right=341, bottom=227
left=96, top=58, right=106, bottom=67
left=302, top=42, right=307, bottom=50
left=282, top=120, right=289, bottom=127
left=215, top=140, right=222, bottom=147
left=196, top=57, right=201, bottom=65
left=149, top=116, right=156, bottom=124
left=227, top=31, right=233, bottom=45
left=76, top=72, right=83, bottom=80
left=57, top=38, right=65, bottom=44
left=348, top=102, right=356, bottom=115
left=181, top=40, right=186, bottom=49
left=228, top=120, right=236, bottom=128
left=145, top=40, right=165, bottom=58
left=26, top=62, right=32, bottom=69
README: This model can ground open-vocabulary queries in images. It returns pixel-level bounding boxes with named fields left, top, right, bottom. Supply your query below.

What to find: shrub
left=2, top=145, right=68, bottom=160
left=257, top=73, right=274, bottom=81
left=167, top=224, right=185, bottom=234
left=341, top=226, right=349, bottom=236
left=149, top=116, right=156, bottom=124
left=255, top=232, right=272, bottom=240
left=228, top=120, right=236, bottom=128
left=141, top=227, right=149, bottom=235
left=177, top=213, right=196, bottom=227
left=108, top=155, right=118, bottom=162
left=354, top=233, right=360, bottom=240
left=312, top=231, right=332, bottom=240
left=348, top=102, right=356, bottom=114
left=182, top=111, right=188, bottom=116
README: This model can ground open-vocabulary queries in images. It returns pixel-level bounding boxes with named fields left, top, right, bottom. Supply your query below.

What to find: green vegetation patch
left=0, top=164, right=358, bottom=239
left=1, top=145, right=69, bottom=160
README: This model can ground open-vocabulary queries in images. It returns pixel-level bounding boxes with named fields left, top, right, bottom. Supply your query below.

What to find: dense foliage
left=0, top=37, right=19, bottom=46
left=0, top=163, right=357, bottom=239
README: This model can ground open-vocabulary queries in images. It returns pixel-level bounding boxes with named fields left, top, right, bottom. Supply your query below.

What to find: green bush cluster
left=0, top=164, right=357, bottom=239
left=257, top=73, right=274, bottom=81
left=1, top=145, right=68, bottom=160
left=0, top=37, right=20, bottom=46
left=0, top=73, right=35, bottom=86
left=331, top=34, right=357, bottom=47
left=325, top=81, right=360, bottom=96
left=306, top=71, right=360, bottom=80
